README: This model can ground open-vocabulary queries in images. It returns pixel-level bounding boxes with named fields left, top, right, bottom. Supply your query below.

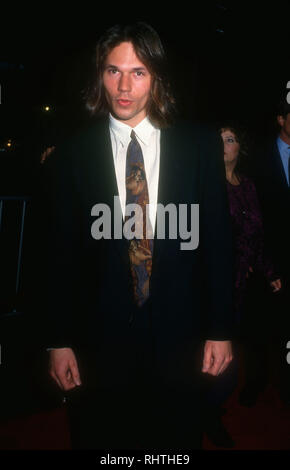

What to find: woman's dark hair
left=83, top=22, right=176, bottom=128
left=219, top=122, right=249, bottom=181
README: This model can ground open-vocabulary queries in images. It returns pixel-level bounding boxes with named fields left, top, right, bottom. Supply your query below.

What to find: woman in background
left=204, top=124, right=281, bottom=448
left=222, top=124, right=281, bottom=318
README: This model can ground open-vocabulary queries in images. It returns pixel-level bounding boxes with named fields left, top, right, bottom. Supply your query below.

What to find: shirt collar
left=277, top=136, right=290, bottom=154
left=109, top=113, right=157, bottom=147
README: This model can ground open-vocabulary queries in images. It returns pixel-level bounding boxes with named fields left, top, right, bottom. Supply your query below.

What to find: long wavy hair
left=83, top=22, right=176, bottom=128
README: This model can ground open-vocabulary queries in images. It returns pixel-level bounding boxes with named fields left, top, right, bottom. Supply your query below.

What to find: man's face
left=103, top=41, right=152, bottom=128
left=277, top=113, right=290, bottom=143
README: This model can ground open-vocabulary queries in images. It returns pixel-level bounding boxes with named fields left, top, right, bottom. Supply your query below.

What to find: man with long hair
left=38, top=22, right=234, bottom=449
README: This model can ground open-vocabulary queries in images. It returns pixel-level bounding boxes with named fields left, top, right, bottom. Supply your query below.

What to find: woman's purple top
left=226, top=175, right=276, bottom=318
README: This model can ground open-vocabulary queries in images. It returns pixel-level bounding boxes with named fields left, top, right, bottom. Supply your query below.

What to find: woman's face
left=221, top=129, right=240, bottom=165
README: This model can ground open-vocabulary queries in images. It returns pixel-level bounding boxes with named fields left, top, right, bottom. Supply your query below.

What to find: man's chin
left=111, top=108, right=134, bottom=122
left=110, top=103, right=147, bottom=126
left=111, top=110, right=135, bottom=121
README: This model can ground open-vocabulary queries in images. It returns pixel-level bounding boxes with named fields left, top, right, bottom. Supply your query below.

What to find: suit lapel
left=272, top=141, right=289, bottom=190
left=85, top=117, right=118, bottom=206
left=81, top=117, right=130, bottom=265
left=151, top=126, right=182, bottom=276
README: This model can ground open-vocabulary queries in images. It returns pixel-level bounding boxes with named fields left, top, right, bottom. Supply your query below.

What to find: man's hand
left=202, top=340, right=233, bottom=376
left=49, top=348, right=82, bottom=391
left=270, top=278, right=282, bottom=293
left=40, top=146, right=55, bottom=164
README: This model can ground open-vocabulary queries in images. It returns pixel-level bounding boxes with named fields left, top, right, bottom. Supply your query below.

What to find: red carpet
left=0, top=407, right=71, bottom=450
left=0, top=382, right=289, bottom=450
left=203, top=384, right=290, bottom=450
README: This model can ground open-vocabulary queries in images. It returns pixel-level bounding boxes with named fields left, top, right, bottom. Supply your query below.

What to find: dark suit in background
left=34, top=117, right=234, bottom=448
left=253, top=137, right=290, bottom=402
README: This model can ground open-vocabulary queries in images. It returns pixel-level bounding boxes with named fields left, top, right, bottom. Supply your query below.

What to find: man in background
left=253, top=100, right=290, bottom=405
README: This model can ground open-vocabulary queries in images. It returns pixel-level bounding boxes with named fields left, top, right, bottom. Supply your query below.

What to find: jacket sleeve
left=198, top=128, right=235, bottom=340
left=249, top=179, right=279, bottom=282
left=32, top=142, right=82, bottom=349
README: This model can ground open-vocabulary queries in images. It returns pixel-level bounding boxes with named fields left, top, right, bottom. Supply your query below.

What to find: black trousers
left=65, top=303, right=204, bottom=450
left=239, top=272, right=290, bottom=398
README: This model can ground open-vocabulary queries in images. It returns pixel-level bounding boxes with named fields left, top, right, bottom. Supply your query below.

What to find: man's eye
left=135, top=71, right=144, bottom=76
left=109, top=69, right=118, bottom=74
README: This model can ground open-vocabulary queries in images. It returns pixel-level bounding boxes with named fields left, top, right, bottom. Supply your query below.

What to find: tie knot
left=130, top=130, right=137, bottom=141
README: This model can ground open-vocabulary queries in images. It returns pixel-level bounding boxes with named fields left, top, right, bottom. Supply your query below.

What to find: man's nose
left=118, top=73, right=131, bottom=92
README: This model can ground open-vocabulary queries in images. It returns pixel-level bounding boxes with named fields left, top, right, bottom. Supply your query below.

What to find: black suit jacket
left=34, top=117, right=234, bottom=386
left=253, top=138, right=290, bottom=280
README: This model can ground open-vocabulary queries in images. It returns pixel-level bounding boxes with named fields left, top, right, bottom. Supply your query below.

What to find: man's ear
left=277, top=115, right=285, bottom=128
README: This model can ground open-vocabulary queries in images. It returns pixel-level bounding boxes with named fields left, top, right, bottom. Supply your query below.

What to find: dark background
left=0, top=1, right=289, bottom=418
left=1, top=1, right=290, bottom=148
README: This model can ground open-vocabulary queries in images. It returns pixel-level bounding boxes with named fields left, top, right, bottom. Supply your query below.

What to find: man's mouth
left=117, top=99, right=133, bottom=107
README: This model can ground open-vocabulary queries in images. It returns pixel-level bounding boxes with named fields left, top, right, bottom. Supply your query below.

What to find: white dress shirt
left=109, top=113, right=160, bottom=232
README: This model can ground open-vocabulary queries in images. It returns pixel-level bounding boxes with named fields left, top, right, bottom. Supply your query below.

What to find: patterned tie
left=125, top=130, right=153, bottom=307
